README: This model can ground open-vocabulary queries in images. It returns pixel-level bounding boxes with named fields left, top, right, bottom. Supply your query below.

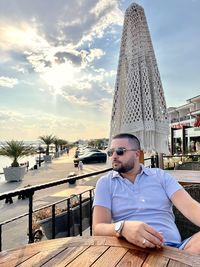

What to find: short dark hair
left=112, top=133, right=141, bottom=150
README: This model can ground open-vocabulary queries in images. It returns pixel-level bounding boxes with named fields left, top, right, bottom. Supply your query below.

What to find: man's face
left=110, top=138, right=139, bottom=173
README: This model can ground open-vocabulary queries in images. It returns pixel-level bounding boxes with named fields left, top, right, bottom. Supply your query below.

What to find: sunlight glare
left=41, top=62, right=78, bottom=93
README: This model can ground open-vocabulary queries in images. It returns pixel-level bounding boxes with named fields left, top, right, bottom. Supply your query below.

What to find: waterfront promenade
left=0, top=148, right=108, bottom=250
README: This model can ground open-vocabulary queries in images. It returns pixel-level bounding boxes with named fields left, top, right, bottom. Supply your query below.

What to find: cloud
left=0, top=0, right=124, bottom=140
left=76, top=0, right=123, bottom=46
left=0, top=107, right=109, bottom=141
left=54, top=51, right=82, bottom=65
left=0, top=76, right=18, bottom=88
left=85, top=48, right=105, bottom=62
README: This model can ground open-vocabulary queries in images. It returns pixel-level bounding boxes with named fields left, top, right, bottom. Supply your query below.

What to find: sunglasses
left=107, top=147, right=138, bottom=157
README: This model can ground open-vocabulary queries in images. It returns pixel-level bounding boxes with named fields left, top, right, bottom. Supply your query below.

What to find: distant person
left=78, top=160, right=83, bottom=171
left=196, top=141, right=200, bottom=152
left=93, top=133, right=200, bottom=254
left=26, top=161, right=29, bottom=171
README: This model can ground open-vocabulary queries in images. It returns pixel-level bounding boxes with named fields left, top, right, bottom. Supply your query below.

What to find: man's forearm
left=93, top=223, right=116, bottom=237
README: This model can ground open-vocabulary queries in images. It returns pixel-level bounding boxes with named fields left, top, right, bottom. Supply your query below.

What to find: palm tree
left=53, top=137, right=60, bottom=153
left=39, top=135, right=55, bottom=155
left=0, top=140, right=36, bottom=167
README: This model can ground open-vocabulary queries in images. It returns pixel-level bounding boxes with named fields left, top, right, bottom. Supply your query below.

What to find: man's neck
left=120, top=165, right=141, bottom=182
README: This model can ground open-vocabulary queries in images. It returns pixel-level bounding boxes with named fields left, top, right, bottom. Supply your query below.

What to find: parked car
left=74, top=148, right=101, bottom=158
left=74, top=152, right=107, bottom=167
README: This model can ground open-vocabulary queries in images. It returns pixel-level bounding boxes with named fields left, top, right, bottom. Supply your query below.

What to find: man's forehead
left=111, top=138, right=129, bottom=146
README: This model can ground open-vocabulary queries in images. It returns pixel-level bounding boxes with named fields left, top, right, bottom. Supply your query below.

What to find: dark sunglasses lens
left=116, top=148, right=124, bottom=155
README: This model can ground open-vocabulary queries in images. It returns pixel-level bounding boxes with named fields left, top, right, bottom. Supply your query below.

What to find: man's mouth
left=112, top=161, right=121, bottom=165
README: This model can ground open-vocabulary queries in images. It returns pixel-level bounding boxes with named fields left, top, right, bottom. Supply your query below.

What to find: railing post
left=67, top=198, right=71, bottom=236
left=151, top=156, right=155, bottom=168
left=155, top=154, right=159, bottom=168
left=0, top=224, right=2, bottom=252
left=89, top=190, right=93, bottom=236
left=28, top=190, right=34, bottom=243
left=79, top=194, right=82, bottom=236
left=52, top=204, right=56, bottom=239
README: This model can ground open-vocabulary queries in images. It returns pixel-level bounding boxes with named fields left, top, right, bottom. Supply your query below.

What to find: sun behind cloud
left=41, top=61, right=79, bottom=93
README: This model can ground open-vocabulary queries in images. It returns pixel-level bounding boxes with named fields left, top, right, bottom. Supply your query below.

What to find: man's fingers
left=144, top=225, right=164, bottom=241
left=141, top=238, right=156, bottom=248
left=143, top=226, right=164, bottom=246
left=144, top=232, right=163, bottom=247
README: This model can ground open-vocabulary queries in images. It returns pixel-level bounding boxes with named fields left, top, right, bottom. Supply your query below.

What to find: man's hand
left=121, top=221, right=164, bottom=248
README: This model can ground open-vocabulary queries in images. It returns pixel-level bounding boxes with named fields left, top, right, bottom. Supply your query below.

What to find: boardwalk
left=0, top=148, right=109, bottom=251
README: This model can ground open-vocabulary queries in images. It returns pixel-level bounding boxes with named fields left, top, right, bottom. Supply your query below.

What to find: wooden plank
left=0, top=250, right=37, bottom=265
left=116, top=249, right=147, bottom=267
left=91, top=246, right=127, bottom=267
left=17, top=245, right=69, bottom=267
left=168, top=259, right=190, bottom=267
left=65, top=245, right=108, bottom=267
left=0, top=238, right=73, bottom=266
left=0, top=252, right=39, bottom=267
left=99, top=237, right=200, bottom=267
left=42, top=246, right=90, bottom=267
left=142, top=254, right=169, bottom=267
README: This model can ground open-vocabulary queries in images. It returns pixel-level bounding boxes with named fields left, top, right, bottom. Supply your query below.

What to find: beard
left=112, top=159, right=135, bottom=173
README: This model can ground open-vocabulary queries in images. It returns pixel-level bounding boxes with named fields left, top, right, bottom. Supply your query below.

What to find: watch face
left=115, top=221, right=122, bottom=232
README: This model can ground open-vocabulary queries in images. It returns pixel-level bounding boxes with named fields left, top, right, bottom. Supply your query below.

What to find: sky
left=0, top=0, right=200, bottom=142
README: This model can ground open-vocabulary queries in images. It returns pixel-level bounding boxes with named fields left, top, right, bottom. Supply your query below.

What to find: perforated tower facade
left=109, top=3, right=169, bottom=153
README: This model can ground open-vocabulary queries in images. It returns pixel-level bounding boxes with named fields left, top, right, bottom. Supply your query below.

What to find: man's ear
left=139, top=150, right=144, bottom=163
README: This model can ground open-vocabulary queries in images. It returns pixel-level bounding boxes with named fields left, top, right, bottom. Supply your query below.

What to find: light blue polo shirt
left=93, top=165, right=183, bottom=244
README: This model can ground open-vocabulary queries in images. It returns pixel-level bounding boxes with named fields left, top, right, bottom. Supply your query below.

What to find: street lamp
left=38, top=145, right=42, bottom=167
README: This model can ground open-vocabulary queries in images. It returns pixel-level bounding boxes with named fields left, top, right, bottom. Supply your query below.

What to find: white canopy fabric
left=109, top=3, right=169, bottom=154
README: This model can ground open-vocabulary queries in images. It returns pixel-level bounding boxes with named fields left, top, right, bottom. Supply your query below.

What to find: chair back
left=173, top=184, right=200, bottom=240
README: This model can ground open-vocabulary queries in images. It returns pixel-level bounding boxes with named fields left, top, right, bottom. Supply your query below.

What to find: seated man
left=92, top=133, right=200, bottom=254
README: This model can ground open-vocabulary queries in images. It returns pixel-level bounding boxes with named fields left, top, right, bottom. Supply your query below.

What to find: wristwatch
left=114, top=220, right=125, bottom=237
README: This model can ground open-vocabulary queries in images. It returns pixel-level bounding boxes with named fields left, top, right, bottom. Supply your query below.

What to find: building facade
left=168, top=95, right=200, bottom=154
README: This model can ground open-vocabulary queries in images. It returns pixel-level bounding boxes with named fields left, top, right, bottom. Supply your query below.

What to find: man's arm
left=92, top=205, right=164, bottom=248
left=171, top=188, right=200, bottom=226
left=92, top=206, right=116, bottom=236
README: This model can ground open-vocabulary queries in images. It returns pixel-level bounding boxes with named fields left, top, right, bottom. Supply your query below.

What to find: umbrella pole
left=139, top=150, right=144, bottom=164
left=158, top=153, right=164, bottom=169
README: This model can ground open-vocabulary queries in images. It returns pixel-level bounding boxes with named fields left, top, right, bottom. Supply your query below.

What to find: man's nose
left=112, top=151, right=118, bottom=158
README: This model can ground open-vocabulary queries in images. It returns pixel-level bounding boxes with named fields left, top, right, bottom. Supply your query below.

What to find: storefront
left=171, top=126, right=200, bottom=154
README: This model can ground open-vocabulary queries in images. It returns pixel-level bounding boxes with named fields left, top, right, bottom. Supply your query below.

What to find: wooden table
left=0, top=236, right=200, bottom=267
left=167, top=170, right=200, bottom=185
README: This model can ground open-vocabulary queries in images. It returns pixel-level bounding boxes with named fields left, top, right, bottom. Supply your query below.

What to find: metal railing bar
left=0, top=168, right=111, bottom=201
left=52, top=204, right=56, bottom=239
left=0, top=189, right=94, bottom=226
left=79, top=194, right=82, bottom=236
left=0, top=225, right=2, bottom=252
left=28, top=191, right=34, bottom=243
left=67, top=199, right=70, bottom=237
left=89, top=190, right=93, bottom=236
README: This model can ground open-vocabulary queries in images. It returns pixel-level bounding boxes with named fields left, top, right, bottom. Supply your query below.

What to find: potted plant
left=33, top=195, right=79, bottom=239
left=39, top=135, right=55, bottom=162
left=0, top=140, right=36, bottom=182
left=33, top=195, right=91, bottom=240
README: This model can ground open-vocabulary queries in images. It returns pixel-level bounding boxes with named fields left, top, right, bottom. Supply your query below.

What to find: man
left=93, top=133, right=200, bottom=254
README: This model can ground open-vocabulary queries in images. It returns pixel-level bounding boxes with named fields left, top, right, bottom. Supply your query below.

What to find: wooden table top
left=0, top=236, right=200, bottom=267
left=167, top=170, right=200, bottom=185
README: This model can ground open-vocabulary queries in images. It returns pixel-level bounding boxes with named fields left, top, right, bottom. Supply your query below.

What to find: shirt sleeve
left=93, top=175, right=112, bottom=210
left=161, top=170, right=183, bottom=199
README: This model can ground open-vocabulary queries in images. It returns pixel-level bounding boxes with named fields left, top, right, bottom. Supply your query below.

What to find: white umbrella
left=109, top=3, right=169, bottom=155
